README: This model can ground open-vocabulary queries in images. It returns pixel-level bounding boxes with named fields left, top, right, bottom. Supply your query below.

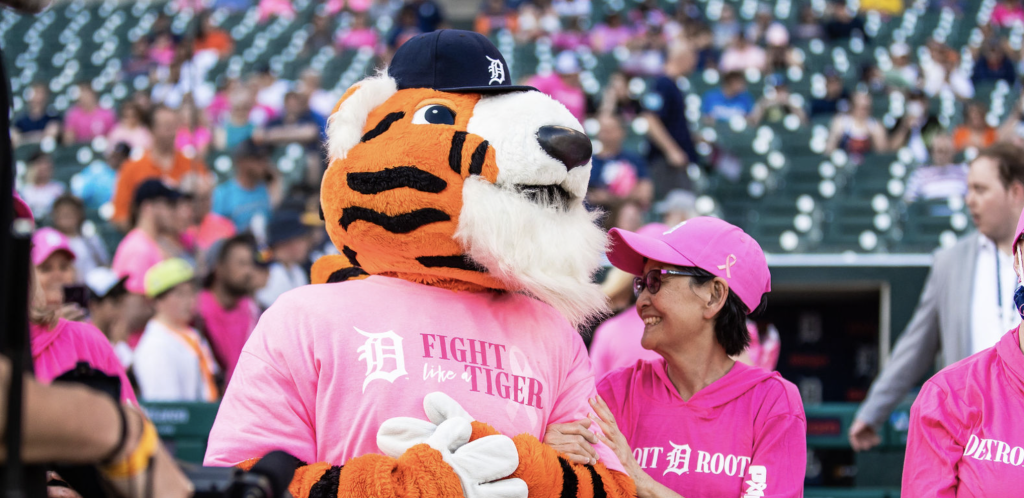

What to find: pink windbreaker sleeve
left=203, top=301, right=319, bottom=466
left=901, top=382, right=961, bottom=498
left=749, top=412, right=807, bottom=498
left=546, top=331, right=626, bottom=472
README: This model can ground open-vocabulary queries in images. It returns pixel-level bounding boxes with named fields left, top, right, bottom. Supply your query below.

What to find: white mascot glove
left=377, top=393, right=527, bottom=498
left=377, top=392, right=477, bottom=456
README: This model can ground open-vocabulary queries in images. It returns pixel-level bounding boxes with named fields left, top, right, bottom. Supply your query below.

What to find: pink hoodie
left=597, top=359, right=805, bottom=498
left=31, top=318, right=137, bottom=404
left=902, top=327, right=1024, bottom=497
left=205, top=275, right=624, bottom=471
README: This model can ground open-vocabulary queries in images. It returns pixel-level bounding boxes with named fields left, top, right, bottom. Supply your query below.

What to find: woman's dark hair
left=683, top=266, right=767, bottom=356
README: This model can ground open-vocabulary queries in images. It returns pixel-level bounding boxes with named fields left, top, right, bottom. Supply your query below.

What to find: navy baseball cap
left=133, top=178, right=181, bottom=208
left=388, top=30, right=536, bottom=94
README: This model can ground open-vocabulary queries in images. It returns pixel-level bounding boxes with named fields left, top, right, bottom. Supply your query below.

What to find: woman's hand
left=590, top=396, right=672, bottom=498
left=55, top=303, right=86, bottom=322
left=588, top=396, right=638, bottom=472
left=543, top=418, right=599, bottom=465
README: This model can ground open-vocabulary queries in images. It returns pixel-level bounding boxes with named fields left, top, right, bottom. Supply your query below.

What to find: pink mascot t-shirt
left=205, top=276, right=624, bottom=471
left=597, top=358, right=805, bottom=498
left=902, top=327, right=1024, bottom=497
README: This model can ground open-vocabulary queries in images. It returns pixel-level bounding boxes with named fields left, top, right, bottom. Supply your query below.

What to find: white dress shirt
left=970, top=236, right=1020, bottom=354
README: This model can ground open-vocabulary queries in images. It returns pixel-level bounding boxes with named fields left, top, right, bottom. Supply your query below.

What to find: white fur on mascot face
left=325, top=74, right=609, bottom=327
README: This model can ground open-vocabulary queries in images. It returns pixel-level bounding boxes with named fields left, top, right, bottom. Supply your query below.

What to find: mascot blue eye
left=412, top=105, right=456, bottom=125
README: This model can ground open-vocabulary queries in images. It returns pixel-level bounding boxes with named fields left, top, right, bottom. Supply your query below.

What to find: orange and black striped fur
left=242, top=421, right=636, bottom=498
left=267, top=80, right=633, bottom=498
left=311, top=88, right=507, bottom=292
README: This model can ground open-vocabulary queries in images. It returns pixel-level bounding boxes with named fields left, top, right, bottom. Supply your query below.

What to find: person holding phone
left=32, top=227, right=84, bottom=321
left=29, top=233, right=136, bottom=403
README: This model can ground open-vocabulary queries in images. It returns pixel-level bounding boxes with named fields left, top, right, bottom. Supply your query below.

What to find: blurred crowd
left=16, top=0, right=1024, bottom=402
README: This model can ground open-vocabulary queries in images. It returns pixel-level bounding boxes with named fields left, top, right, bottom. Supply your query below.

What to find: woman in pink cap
left=30, top=227, right=136, bottom=403
left=585, top=217, right=806, bottom=498
left=901, top=208, right=1024, bottom=496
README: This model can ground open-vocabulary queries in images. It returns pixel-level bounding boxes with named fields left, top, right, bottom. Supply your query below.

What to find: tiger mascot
left=205, top=29, right=635, bottom=498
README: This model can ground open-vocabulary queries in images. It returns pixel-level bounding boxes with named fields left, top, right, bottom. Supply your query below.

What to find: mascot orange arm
left=239, top=422, right=635, bottom=498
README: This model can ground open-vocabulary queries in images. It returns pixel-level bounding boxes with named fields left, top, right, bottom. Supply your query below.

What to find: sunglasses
left=633, top=268, right=702, bottom=297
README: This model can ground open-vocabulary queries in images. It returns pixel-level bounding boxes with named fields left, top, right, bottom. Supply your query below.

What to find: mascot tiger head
left=312, top=30, right=608, bottom=326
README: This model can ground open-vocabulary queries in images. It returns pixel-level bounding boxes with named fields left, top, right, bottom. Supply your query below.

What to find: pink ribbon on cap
left=718, top=254, right=737, bottom=278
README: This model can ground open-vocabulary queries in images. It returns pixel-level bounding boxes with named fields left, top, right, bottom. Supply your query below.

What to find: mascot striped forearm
left=207, top=30, right=633, bottom=498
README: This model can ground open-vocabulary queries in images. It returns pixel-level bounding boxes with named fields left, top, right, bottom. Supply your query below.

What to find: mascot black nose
left=537, top=126, right=592, bottom=171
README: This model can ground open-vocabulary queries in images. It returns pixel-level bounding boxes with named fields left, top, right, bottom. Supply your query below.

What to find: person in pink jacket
left=577, top=217, right=807, bottom=498
left=901, top=206, right=1024, bottom=497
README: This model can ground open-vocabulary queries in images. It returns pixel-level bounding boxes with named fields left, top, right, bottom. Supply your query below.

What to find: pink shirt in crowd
left=197, top=290, right=260, bottom=386
left=992, top=3, right=1024, bottom=27
left=64, top=106, right=117, bottom=143
left=589, top=309, right=662, bottom=380
left=31, top=318, right=138, bottom=404
left=175, top=126, right=212, bottom=154
left=527, top=73, right=586, bottom=124
left=902, top=327, right=1024, bottom=497
left=106, top=125, right=153, bottom=153
left=337, top=28, right=379, bottom=50
left=597, top=359, right=805, bottom=498
left=590, top=309, right=780, bottom=380
left=111, top=228, right=166, bottom=294
left=590, top=25, right=634, bottom=53
left=205, top=275, right=624, bottom=471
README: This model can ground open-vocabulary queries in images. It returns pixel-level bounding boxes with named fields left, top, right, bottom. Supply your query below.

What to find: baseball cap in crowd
left=85, top=267, right=129, bottom=301
left=144, top=258, right=195, bottom=299
left=653, top=189, right=697, bottom=216
left=266, top=210, right=310, bottom=247
left=388, top=30, right=536, bottom=93
left=555, top=51, right=581, bottom=75
left=607, top=217, right=770, bottom=313
left=890, top=42, right=910, bottom=58
left=31, top=227, right=76, bottom=266
left=233, top=138, right=272, bottom=161
left=133, top=179, right=181, bottom=210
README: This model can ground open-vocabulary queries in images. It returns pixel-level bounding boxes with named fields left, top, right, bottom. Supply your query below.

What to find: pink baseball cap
left=12, top=192, right=32, bottom=222
left=607, top=216, right=771, bottom=313
left=31, top=227, right=76, bottom=266
left=1015, top=206, right=1024, bottom=254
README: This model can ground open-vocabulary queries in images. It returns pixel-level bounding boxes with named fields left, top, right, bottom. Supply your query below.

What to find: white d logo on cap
left=486, top=56, right=505, bottom=85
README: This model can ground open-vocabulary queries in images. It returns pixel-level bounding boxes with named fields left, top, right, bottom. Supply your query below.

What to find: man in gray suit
left=849, top=143, right=1024, bottom=450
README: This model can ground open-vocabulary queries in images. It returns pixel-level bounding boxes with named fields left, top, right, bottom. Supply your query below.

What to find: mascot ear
left=325, top=72, right=399, bottom=162
left=314, top=72, right=399, bottom=285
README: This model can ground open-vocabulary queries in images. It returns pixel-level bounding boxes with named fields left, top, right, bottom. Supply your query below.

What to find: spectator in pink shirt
left=527, top=52, right=587, bottom=123
left=29, top=268, right=137, bottom=404
left=197, top=234, right=261, bottom=386
left=175, top=97, right=212, bottom=159
left=337, top=10, right=380, bottom=50
left=719, top=32, right=767, bottom=73
left=63, top=83, right=117, bottom=144
left=552, top=16, right=589, bottom=51
left=106, top=101, right=153, bottom=154
left=258, top=0, right=295, bottom=22
left=992, top=0, right=1024, bottom=27
left=32, top=227, right=81, bottom=319
left=111, top=179, right=180, bottom=343
left=590, top=12, right=634, bottom=54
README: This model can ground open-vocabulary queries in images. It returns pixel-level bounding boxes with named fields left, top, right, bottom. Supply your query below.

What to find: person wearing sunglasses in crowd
left=901, top=205, right=1024, bottom=496
left=578, top=217, right=806, bottom=498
